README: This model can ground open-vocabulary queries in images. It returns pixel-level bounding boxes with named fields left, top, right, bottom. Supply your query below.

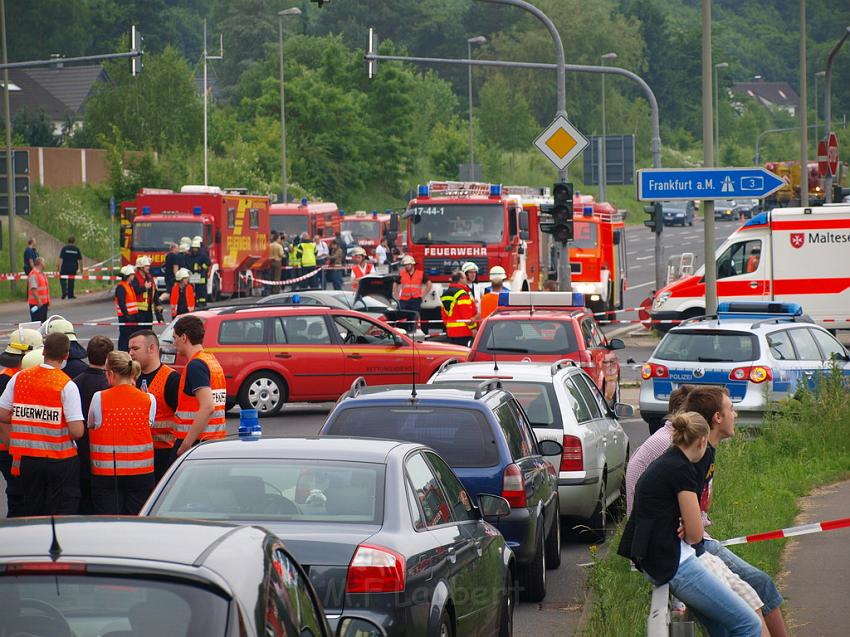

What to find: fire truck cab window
left=249, top=208, right=260, bottom=229
left=410, top=204, right=504, bottom=245
left=571, top=221, right=599, bottom=249
left=271, top=216, right=309, bottom=238
left=132, top=221, right=204, bottom=251
left=227, top=208, right=236, bottom=228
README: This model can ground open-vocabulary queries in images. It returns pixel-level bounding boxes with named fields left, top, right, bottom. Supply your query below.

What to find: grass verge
left=582, top=370, right=850, bottom=636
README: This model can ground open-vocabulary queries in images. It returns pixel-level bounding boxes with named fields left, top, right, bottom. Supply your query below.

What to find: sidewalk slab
left=781, top=479, right=850, bottom=637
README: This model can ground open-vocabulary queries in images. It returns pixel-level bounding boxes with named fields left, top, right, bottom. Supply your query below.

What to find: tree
left=477, top=74, right=538, bottom=152
left=10, top=107, right=59, bottom=147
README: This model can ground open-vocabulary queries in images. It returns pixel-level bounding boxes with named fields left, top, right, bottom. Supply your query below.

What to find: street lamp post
left=202, top=20, right=223, bottom=187
left=278, top=7, right=302, bottom=204
left=823, top=26, right=849, bottom=201
left=814, top=70, right=825, bottom=142
left=713, top=62, right=728, bottom=163
left=467, top=36, right=486, bottom=180
left=599, top=52, right=617, bottom=202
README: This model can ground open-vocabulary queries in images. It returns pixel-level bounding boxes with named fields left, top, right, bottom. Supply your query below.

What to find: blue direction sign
left=637, top=167, right=784, bottom=202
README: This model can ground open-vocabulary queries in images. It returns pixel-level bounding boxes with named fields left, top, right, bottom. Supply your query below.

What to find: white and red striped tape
left=721, top=516, right=850, bottom=546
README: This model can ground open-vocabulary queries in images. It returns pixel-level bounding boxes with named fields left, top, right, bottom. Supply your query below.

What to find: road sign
left=0, top=195, right=30, bottom=215
left=534, top=115, right=588, bottom=171
left=818, top=139, right=829, bottom=177
left=827, top=131, right=839, bottom=177
left=637, top=167, right=785, bottom=202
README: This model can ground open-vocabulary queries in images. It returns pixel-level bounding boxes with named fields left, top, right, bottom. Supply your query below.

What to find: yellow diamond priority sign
left=534, top=115, right=588, bottom=171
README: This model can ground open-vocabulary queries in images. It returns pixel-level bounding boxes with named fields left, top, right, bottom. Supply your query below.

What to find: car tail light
left=5, top=562, right=86, bottom=574
left=560, top=435, right=584, bottom=472
left=501, top=463, right=527, bottom=508
left=346, top=544, right=406, bottom=594
left=729, top=366, right=772, bottom=383
left=641, top=363, right=669, bottom=380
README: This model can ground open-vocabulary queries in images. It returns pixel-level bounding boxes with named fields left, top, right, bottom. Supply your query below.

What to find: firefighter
left=189, top=237, right=210, bottom=308
left=27, top=257, right=50, bottom=323
left=287, top=234, right=302, bottom=290
left=297, top=232, right=318, bottom=289
left=177, top=237, right=191, bottom=269
left=170, top=268, right=195, bottom=318
left=163, top=242, right=180, bottom=293
left=350, top=247, right=374, bottom=291
left=128, top=330, right=181, bottom=481
left=172, top=315, right=227, bottom=457
left=0, top=328, right=43, bottom=484
left=440, top=270, right=478, bottom=347
left=131, top=256, right=156, bottom=329
left=481, top=266, right=512, bottom=320
left=45, top=318, right=88, bottom=379
left=87, top=351, right=155, bottom=514
left=461, top=261, right=480, bottom=303
left=394, top=255, right=431, bottom=333
left=115, top=265, right=139, bottom=352
left=0, top=333, right=85, bottom=517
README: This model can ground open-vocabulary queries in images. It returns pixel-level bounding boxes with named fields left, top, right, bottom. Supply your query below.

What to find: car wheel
left=518, top=530, right=546, bottom=602
left=611, top=447, right=629, bottom=521
left=224, top=397, right=236, bottom=413
left=583, top=474, right=608, bottom=544
left=544, top=500, right=562, bottom=569
left=438, top=609, right=454, bottom=637
left=498, top=574, right=514, bottom=637
left=238, top=372, right=287, bottom=417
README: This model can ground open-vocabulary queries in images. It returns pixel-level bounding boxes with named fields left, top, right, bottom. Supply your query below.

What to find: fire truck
left=764, top=161, right=825, bottom=207
left=269, top=199, right=340, bottom=240
left=120, top=185, right=271, bottom=300
left=340, top=209, right=395, bottom=257
left=567, top=195, right=628, bottom=314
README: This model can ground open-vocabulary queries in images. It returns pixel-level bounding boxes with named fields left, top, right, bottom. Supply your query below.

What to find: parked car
left=159, top=306, right=468, bottom=416
left=639, top=301, right=850, bottom=430
left=321, top=382, right=563, bottom=602
left=257, top=289, right=394, bottom=320
left=713, top=199, right=738, bottom=221
left=661, top=201, right=695, bottom=226
left=0, top=517, right=382, bottom=637
left=468, top=306, right=624, bottom=404
left=732, top=198, right=760, bottom=220
left=429, top=359, right=631, bottom=542
left=141, top=437, right=515, bottom=637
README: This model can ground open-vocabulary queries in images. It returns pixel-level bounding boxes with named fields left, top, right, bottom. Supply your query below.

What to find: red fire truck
left=269, top=199, right=340, bottom=240
left=340, top=209, right=394, bottom=257
left=568, top=195, right=628, bottom=314
left=120, top=185, right=271, bottom=300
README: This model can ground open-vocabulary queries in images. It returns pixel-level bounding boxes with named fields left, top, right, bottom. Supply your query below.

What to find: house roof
left=4, top=65, right=108, bottom=121
left=731, top=81, right=800, bottom=109
left=5, top=70, right=69, bottom=121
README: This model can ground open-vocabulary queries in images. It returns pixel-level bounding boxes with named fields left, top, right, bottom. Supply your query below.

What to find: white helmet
left=45, top=318, right=78, bottom=342
left=489, top=265, right=507, bottom=281
left=179, top=241, right=190, bottom=253
left=401, top=255, right=416, bottom=266
left=352, top=247, right=367, bottom=257
left=461, top=261, right=479, bottom=274
left=22, top=347, right=44, bottom=370
left=191, top=237, right=202, bottom=248
left=175, top=268, right=192, bottom=282
left=4, top=328, right=42, bottom=355
left=135, top=255, right=152, bottom=268
left=120, top=265, right=136, bottom=277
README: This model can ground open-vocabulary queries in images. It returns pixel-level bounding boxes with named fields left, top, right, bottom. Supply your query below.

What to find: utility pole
left=599, top=52, right=617, bottom=203
left=799, top=0, right=809, bottom=206
left=1, top=0, right=15, bottom=288
left=278, top=8, right=302, bottom=204
left=823, top=27, right=850, bottom=202
left=203, top=20, right=223, bottom=187
left=467, top=36, right=486, bottom=178
left=702, top=0, right=717, bottom=314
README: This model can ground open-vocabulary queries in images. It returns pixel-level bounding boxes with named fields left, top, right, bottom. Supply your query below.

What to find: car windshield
left=271, top=214, right=309, bottom=237
left=341, top=220, right=381, bottom=241
left=477, top=320, right=579, bottom=355
left=0, top=575, right=228, bottom=637
left=433, top=380, right=562, bottom=429
left=571, top=221, right=598, bottom=249
left=150, top=459, right=384, bottom=524
left=715, top=200, right=736, bottom=211
left=325, top=406, right=500, bottom=467
left=408, top=203, right=504, bottom=245
left=132, top=220, right=204, bottom=251
left=664, top=202, right=689, bottom=212
left=654, top=330, right=758, bottom=362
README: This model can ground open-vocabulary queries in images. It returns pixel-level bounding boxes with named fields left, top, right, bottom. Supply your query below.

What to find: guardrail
left=647, top=584, right=695, bottom=637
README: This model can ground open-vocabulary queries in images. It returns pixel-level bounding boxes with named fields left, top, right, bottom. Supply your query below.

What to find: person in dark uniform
left=131, top=256, right=156, bottom=329
left=188, top=237, right=210, bottom=307
left=58, top=236, right=83, bottom=299
left=72, top=335, right=114, bottom=515
left=163, top=242, right=180, bottom=294
left=46, top=318, right=88, bottom=379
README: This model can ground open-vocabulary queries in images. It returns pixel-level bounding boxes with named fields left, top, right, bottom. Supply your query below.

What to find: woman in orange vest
left=170, top=268, right=196, bottom=318
left=393, top=255, right=431, bottom=334
left=350, top=247, right=374, bottom=291
left=87, top=350, right=156, bottom=514
left=115, top=265, right=139, bottom=352
left=27, top=257, right=50, bottom=322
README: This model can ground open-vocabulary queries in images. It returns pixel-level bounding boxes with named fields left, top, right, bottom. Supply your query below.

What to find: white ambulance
left=651, top=205, right=850, bottom=330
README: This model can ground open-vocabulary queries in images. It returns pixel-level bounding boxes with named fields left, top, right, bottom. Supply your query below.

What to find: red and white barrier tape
left=247, top=267, right=325, bottom=286
left=721, top=516, right=850, bottom=546
left=0, top=271, right=120, bottom=282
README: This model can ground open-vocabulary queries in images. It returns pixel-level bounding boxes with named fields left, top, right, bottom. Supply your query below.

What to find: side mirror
left=614, top=403, right=635, bottom=418
left=215, top=229, right=222, bottom=244
left=519, top=210, right=529, bottom=232
left=608, top=338, right=625, bottom=350
left=337, top=616, right=385, bottom=637
left=389, top=212, right=400, bottom=233
left=478, top=493, right=511, bottom=518
left=538, top=439, right=564, bottom=457
left=613, top=229, right=621, bottom=246
left=392, top=334, right=404, bottom=347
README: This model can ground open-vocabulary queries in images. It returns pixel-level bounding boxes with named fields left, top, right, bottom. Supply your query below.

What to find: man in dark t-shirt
left=59, top=236, right=83, bottom=299
left=23, top=239, right=38, bottom=275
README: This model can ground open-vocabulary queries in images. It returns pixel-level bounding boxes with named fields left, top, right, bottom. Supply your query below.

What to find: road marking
left=635, top=256, right=653, bottom=261
left=628, top=280, right=655, bottom=290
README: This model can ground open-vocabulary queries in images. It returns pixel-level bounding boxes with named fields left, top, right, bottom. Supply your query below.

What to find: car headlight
left=652, top=292, right=671, bottom=310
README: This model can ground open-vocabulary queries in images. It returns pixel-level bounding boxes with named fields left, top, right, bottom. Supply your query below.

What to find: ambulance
left=650, top=205, right=850, bottom=330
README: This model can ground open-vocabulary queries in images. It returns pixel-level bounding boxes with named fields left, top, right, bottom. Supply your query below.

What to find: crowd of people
left=0, top=315, right=226, bottom=518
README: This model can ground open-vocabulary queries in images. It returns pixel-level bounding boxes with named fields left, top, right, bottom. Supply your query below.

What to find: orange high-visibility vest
left=9, top=366, right=77, bottom=474
left=351, top=262, right=374, bottom=289
left=440, top=285, right=477, bottom=338
left=170, top=283, right=196, bottom=315
left=147, top=364, right=177, bottom=450
left=115, top=281, right=138, bottom=317
left=89, top=384, right=154, bottom=476
left=174, top=351, right=227, bottom=441
left=27, top=270, right=49, bottom=307
left=399, top=269, right=424, bottom=300
left=0, top=367, right=17, bottom=452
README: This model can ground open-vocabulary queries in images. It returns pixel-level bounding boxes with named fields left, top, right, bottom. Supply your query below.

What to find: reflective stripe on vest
left=174, top=351, right=227, bottom=441
left=134, top=272, right=153, bottom=311
left=115, top=281, right=138, bottom=317
left=0, top=367, right=16, bottom=452
left=399, top=269, right=424, bottom=300
left=299, top=242, right=317, bottom=267
left=27, top=271, right=49, bottom=306
left=89, top=384, right=154, bottom=476
left=9, top=366, right=76, bottom=466
left=148, top=364, right=177, bottom=449
left=440, top=288, right=477, bottom=336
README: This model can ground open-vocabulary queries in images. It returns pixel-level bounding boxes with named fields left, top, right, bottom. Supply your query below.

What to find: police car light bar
left=498, top=291, right=585, bottom=309
left=717, top=301, right=803, bottom=317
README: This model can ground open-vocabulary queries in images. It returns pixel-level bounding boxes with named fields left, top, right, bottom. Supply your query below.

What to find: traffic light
left=551, top=182, right=574, bottom=243
left=644, top=202, right=663, bottom=234
left=130, top=25, right=143, bottom=76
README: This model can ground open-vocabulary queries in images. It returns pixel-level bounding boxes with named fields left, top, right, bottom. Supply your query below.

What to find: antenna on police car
left=409, top=309, right=420, bottom=401
left=488, top=326, right=499, bottom=372
left=48, top=516, right=62, bottom=561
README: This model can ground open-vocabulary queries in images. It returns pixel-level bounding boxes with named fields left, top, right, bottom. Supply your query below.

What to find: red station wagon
left=160, top=306, right=469, bottom=416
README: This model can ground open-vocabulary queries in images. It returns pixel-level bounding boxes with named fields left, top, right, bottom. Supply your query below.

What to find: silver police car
left=639, top=302, right=850, bottom=430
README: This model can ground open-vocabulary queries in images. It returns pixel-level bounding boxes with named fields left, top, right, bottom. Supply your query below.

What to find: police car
left=639, top=302, right=850, bottom=430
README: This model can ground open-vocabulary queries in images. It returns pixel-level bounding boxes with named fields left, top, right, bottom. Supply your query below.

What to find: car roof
left=485, top=309, right=586, bottom=320
left=667, top=316, right=815, bottom=335
left=0, top=516, right=261, bottom=566
left=432, top=360, right=576, bottom=382
left=339, top=383, right=510, bottom=407
left=190, top=305, right=340, bottom=319
left=184, top=436, right=411, bottom=464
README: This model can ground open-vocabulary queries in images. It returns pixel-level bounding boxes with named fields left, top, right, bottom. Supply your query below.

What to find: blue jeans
left=703, top=537, right=783, bottom=615
left=647, top=556, right=761, bottom=637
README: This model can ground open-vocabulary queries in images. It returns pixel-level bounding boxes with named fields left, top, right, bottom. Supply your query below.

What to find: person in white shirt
left=374, top=238, right=389, bottom=273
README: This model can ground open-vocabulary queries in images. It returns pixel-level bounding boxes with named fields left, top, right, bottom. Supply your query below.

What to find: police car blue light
left=238, top=409, right=262, bottom=439
left=717, top=301, right=803, bottom=318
